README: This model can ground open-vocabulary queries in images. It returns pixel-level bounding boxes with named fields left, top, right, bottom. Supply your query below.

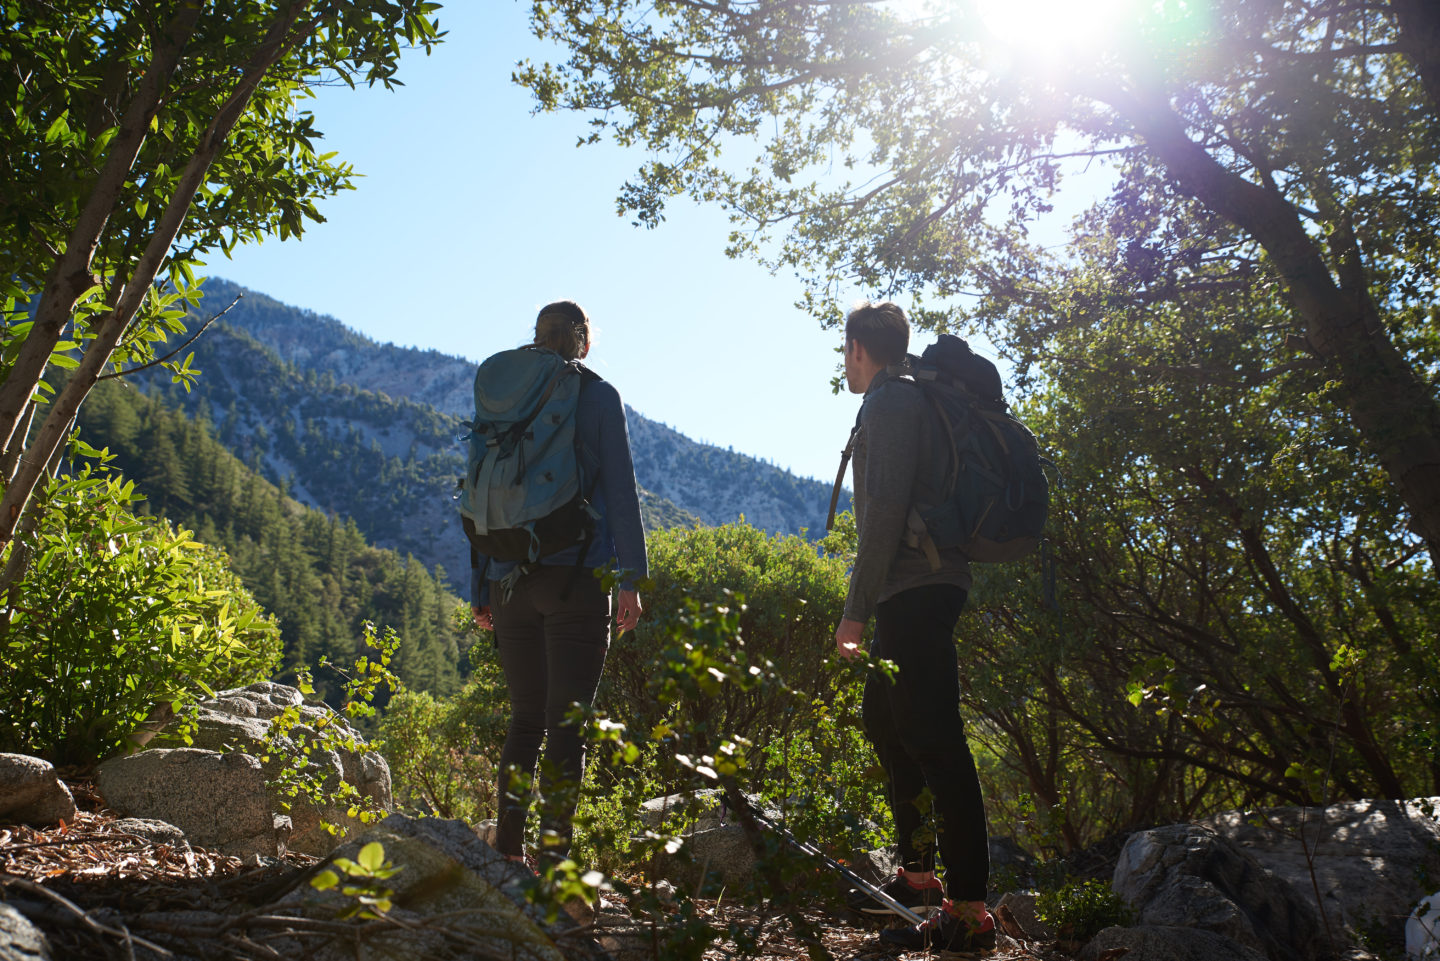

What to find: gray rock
left=213, top=682, right=304, bottom=719
left=1114, top=823, right=1333, bottom=961
left=638, top=790, right=786, bottom=891
left=475, top=818, right=498, bottom=846
left=95, top=749, right=285, bottom=858
left=185, top=683, right=394, bottom=857
left=185, top=708, right=273, bottom=754
left=637, top=788, right=728, bottom=831
left=1079, top=924, right=1271, bottom=961
left=996, top=891, right=1054, bottom=941
left=1408, top=891, right=1440, bottom=959
left=288, top=814, right=605, bottom=961
left=851, top=845, right=899, bottom=885
left=0, top=903, right=51, bottom=961
left=110, top=818, right=188, bottom=847
left=0, top=754, right=76, bottom=828
left=1201, top=798, right=1440, bottom=945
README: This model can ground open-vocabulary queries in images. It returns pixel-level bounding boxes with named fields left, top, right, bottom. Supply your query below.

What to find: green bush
left=377, top=674, right=510, bottom=824
left=1035, top=879, right=1135, bottom=941
left=600, top=521, right=850, bottom=753
left=0, top=468, right=280, bottom=763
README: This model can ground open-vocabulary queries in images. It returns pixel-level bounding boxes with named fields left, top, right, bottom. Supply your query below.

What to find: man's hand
left=834, top=618, right=865, bottom=659
left=616, top=589, right=643, bottom=634
left=472, top=605, right=493, bottom=631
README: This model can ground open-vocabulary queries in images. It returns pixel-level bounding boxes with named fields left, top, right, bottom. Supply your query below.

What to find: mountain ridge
left=195, top=278, right=845, bottom=536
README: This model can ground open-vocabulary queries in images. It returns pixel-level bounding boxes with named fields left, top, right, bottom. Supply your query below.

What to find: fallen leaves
left=1, top=808, right=244, bottom=885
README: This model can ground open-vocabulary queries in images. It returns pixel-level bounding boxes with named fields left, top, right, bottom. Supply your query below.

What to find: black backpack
left=827, top=334, right=1050, bottom=565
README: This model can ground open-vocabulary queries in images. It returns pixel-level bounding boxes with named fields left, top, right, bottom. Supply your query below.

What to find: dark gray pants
left=491, top=566, right=611, bottom=860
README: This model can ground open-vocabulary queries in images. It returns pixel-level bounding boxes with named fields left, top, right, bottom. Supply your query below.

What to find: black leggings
left=491, top=566, right=611, bottom=860
left=862, top=583, right=990, bottom=902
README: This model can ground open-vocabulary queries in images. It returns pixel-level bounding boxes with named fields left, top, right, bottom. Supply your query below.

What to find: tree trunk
left=0, top=3, right=311, bottom=548
left=1120, top=92, right=1440, bottom=573
left=1391, top=0, right=1440, bottom=114
left=0, top=2, right=206, bottom=456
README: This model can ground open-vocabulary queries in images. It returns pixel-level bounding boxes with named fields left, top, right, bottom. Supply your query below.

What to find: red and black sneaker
left=879, top=899, right=997, bottom=955
left=845, top=868, right=946, bottom=917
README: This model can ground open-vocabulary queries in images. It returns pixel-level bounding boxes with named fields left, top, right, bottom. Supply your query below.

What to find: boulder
left=182, top=683, right=393, bottom=856
left=0, top=903, right=52, bottom=961
left=995, top=891, right=1055, bottom=941
left=637, top=790, right=785, bottom=891
left=1407, top=891, right=1440, bottom=960
left=1114, top=823, right=1334, bottom=961
left=1202, top=799, right=1440, bottom=948
left=0, top=755, right=76, bottom=828
left=95, top=749, right=290, bottom=858
left=278, top=814, right=606, bottom=961
left=1079, top=924, right=1271, bottom=961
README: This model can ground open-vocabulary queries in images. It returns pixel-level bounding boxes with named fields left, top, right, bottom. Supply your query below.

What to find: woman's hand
left=616, top=590, right=643, bottom=633
left=473, top=605, right=493, bottom=631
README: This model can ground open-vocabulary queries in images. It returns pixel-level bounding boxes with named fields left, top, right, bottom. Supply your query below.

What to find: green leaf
left=44, top=110, right=70, bottom=142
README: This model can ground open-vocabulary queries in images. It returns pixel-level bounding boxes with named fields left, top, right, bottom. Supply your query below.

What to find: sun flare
left=972, top=0, right=1143, bottom=58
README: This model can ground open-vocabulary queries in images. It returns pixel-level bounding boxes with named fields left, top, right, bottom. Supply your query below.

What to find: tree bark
left=1391, top=0, right=1440, bottom=115
left=0, top=2, right=311, bottom=548
left=0, top=2, right=206, bottom=457
left=1117, top=90, right=1440, bottom=572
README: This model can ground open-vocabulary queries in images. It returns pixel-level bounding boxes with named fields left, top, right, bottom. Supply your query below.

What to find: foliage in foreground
left=0, top=1, right=443, bottom=556
left=0, top=466, right=280, bottom=764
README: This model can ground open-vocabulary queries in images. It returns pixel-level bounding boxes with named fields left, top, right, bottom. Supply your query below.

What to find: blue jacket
left=470, top=376, right=648, bottom=607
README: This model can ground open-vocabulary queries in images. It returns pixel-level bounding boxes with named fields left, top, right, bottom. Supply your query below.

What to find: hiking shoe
left=879, top=900, right=997, bottom=955
left=846, top=868, right=946, bottom=916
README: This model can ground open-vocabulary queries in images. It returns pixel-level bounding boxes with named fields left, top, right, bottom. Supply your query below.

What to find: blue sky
left=212, top=3, right=879, bottom=484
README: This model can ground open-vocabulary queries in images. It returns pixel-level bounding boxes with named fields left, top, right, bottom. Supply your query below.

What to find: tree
left=518, top=0, right=1440, bottom=568
left=0, top=0, right=443, bottom=557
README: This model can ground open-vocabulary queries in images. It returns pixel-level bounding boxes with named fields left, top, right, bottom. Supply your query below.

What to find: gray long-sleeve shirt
left=843, top=366, right=971, bottom=624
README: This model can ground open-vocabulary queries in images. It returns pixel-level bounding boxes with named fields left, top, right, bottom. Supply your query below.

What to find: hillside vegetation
left=75, top=379, right=468, bottom=703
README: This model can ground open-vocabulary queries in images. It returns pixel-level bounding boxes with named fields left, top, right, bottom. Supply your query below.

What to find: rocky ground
left=2, top=779, right=1073, bottom=961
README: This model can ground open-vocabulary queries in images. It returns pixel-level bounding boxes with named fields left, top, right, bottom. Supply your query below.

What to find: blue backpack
left=459, top=345, right=599, bottom=563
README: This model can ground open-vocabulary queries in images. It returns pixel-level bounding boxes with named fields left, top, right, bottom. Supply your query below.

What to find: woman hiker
left=470, top=300, right=648, bottom=868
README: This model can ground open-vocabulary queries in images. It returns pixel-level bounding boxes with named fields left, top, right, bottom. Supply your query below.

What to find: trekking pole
left=719, top=784, right=926, bottom=925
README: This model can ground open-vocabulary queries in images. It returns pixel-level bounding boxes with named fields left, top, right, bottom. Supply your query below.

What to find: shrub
left=377, top=673, right=510, bottom=824
left=1036, top=878, right=1135, bottom=941
left=0, top=468, right=280, bottom=763
left=599, top=521, right=850, bottom=754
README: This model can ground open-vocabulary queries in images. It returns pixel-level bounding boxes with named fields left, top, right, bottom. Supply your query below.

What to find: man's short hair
left=845, top=300, right=910, bottom=366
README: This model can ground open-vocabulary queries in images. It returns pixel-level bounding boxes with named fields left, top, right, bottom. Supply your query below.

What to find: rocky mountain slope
left=137, top=279, right=844, bottom=593
left=195, top=279, right=842, bottom=533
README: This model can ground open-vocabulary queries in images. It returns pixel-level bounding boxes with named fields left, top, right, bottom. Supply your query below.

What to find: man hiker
left=834, top=300, right=996, bottom=953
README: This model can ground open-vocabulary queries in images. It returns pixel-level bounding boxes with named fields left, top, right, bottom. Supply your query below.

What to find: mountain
left=194, top=279, right=842, bottom=531
left=131, top=279, right=842, bottom=594
left=73, top=379, right=469, bottom=702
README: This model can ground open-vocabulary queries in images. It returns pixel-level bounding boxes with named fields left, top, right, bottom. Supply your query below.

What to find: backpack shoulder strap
left=825, top=406, right=864, bottom=532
